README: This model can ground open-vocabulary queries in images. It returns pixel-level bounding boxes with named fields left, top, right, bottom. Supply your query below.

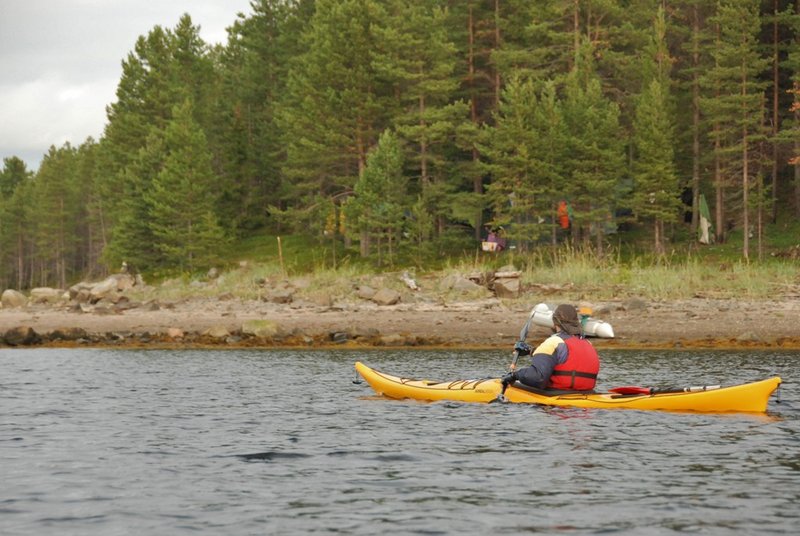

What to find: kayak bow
left=354, top=362, right=781, bottom=413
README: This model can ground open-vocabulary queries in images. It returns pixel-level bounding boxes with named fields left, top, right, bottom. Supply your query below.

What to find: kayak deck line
left=374, top=368, right=494, bottom=391
left=354, top=361, right=782, bottom=413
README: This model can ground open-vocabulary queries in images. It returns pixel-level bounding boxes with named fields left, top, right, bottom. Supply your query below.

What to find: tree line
left=2, top=0, right=800, bottom=290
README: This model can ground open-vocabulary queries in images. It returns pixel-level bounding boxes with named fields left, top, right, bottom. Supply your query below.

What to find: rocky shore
left=2, top=288, right=800, bottom=350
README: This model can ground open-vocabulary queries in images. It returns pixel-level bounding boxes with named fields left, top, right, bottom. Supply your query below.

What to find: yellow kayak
left=354, top=362, right=781, bottom=413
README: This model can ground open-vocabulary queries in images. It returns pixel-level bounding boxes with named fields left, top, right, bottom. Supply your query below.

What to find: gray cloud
left=0, top=0, right=252, bottom=171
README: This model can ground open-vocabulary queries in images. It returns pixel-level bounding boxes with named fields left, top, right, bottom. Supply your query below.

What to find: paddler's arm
left=514, top=334, right=568, bottom=389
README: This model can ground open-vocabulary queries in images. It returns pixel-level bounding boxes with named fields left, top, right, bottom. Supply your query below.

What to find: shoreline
left=2, top=296, right=800, bottom=351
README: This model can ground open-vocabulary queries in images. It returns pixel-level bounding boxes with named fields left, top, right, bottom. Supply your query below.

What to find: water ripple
left=0, top=348, right=797, bottom=535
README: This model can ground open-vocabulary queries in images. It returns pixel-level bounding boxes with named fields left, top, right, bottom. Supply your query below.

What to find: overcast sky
left=0, top=0, right=254, bottom=171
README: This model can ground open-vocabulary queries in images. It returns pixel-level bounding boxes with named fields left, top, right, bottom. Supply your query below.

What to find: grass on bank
left=136, top=219, right=799, bottom=304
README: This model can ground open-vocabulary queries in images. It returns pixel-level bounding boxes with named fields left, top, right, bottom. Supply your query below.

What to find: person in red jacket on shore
left=502, top=304, right=600, bottom=391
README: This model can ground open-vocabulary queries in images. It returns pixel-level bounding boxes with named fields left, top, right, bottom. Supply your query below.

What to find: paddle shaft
left=496, top=350, right=518, bottom=402
left=518, top=309, right=536, bottom=343
left=610, top=384, right=722, bottom=395
left=496, top=308, right=539, bottom=402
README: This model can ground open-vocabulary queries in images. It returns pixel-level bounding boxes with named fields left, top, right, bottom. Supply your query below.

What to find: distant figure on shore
left=486, top=227, right=506, bottom=252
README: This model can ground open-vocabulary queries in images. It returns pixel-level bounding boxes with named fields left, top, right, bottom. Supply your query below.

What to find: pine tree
left=0, top=179, right=34, bottom=289
left=342, top=130, right=407, bottom=261
left=145, top=100, right=227, bottom=272
left=374, top=1, right=470, bottom=238
left=101, top=15, right=217, bottom=268
left=0, top=157, right=33, bottom=288
left=561, top=45, right=626, bottom=254
left=630, top=6, right=681, bottom=255
left=0, top=156, right=29, bottom=197
left=631, top=80, right=681, bottom=254
left=782, top=0, right=800, bottom=218
left=213, top=0, right=310, bottom=232
left=105, top=131, right=166, bottom=271
left=29, top=144, right=84, bottom=288
left=672, top=0, right=715, bottom=233
left=280, top=0, right=391, bottom=230
left=484, top=78, right=567, bottom=249
left=701, top=0, right=770, bottom=260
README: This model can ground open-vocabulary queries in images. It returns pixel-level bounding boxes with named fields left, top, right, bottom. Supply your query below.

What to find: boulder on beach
left=2, top=289, right=27, bottom=308
left=204, top=326, right=231, bottom=339
left=3, top=326, right=41, bottom=346
left=242, top=319, right=281, bottom=339
left=372, top=288, right=401, bottom=306
left=30, top=287, right=64, bottom=304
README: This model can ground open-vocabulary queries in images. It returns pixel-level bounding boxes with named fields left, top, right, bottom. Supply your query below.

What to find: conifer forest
left=2, top=0, right=800, bottom=290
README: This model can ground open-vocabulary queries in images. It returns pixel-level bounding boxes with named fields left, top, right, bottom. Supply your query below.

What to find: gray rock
left=88, top=277, right=118, bottom=302
left=331, top=332, right=349, bottom=343
left=1, top=289, right=27, bottom=308
left=205, top=326, right=231, bottom=339
left=30, top=287, right=63, bottom=304
left=310, top=293, right=333, bottom=307
left=74, top=289, right=92, bottom=303
left=242, top=319, right=281, bottom=339
left=372, top=288, right=401, bottom=306
left=622, top=298, right=648, bottom=311
left=350, top=326, right=380, bottom=340
left=356, top=285, right=377, bottom=300
left=3, top=326, right=41, bottom=346
left=266, top=288, right=294, bottom=304
left=47, top=327, right=89, bottom=341
left=494, top=277, right=520, bottom=298
left=114, top=273, right=135, bottom=291
left=379, top=334, right=407, bottom=346
left=167, top=328, right=184, bottom=339
left=736, top=331, right=761, bottom=343
left=68, top=282, right=93, bottom=300
left=453, top=278, right=483, bottom=292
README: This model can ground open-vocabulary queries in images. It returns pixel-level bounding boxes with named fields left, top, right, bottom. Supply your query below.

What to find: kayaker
left=502, top=304, right=600, bottom=391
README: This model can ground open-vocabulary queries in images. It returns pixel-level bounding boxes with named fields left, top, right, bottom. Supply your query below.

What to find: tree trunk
left=419, top=93, right=428, bottom=188
left=360, top=230, right=370, bottom=257
left=572, top=0, right=580, bottom=68
left=468, top=5, right=477, bottom=124
left=467, top=4, right=483, bottom=241
left=742, top=84, right=750, bottom=262
left=795, top=138, right=800, bottom=217
left=654, top=219, right=661, bottom=255
left=691, top=4, right=701, bottom=232
left=714, top=129, right=724, bottom=243
left=16, top=234, right=23, bottom=290
left=757, top=168, right=764, bottom=261
left=494, top=0, right=501, bottom=108
left=771, top=0, right=780, bottom=224
left=356, top=121, right=366, bottom=177
left=793, top=2, right=800, bottom=218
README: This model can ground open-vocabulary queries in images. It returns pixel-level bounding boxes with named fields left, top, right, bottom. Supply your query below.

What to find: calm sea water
left=1, top=348, right=797, bottom=535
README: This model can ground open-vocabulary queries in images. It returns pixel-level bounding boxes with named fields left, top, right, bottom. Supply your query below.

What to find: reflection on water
left=1, top=348, right=797, bottom=535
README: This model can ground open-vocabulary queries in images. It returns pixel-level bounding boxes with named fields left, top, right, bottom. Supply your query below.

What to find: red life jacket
left=547, top=336, right=599, bottom=391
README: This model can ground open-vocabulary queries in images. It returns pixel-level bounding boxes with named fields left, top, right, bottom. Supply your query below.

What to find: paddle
left=495, top=308, right=538, bottom=402
left=609, top=384, right=722, bottom=395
